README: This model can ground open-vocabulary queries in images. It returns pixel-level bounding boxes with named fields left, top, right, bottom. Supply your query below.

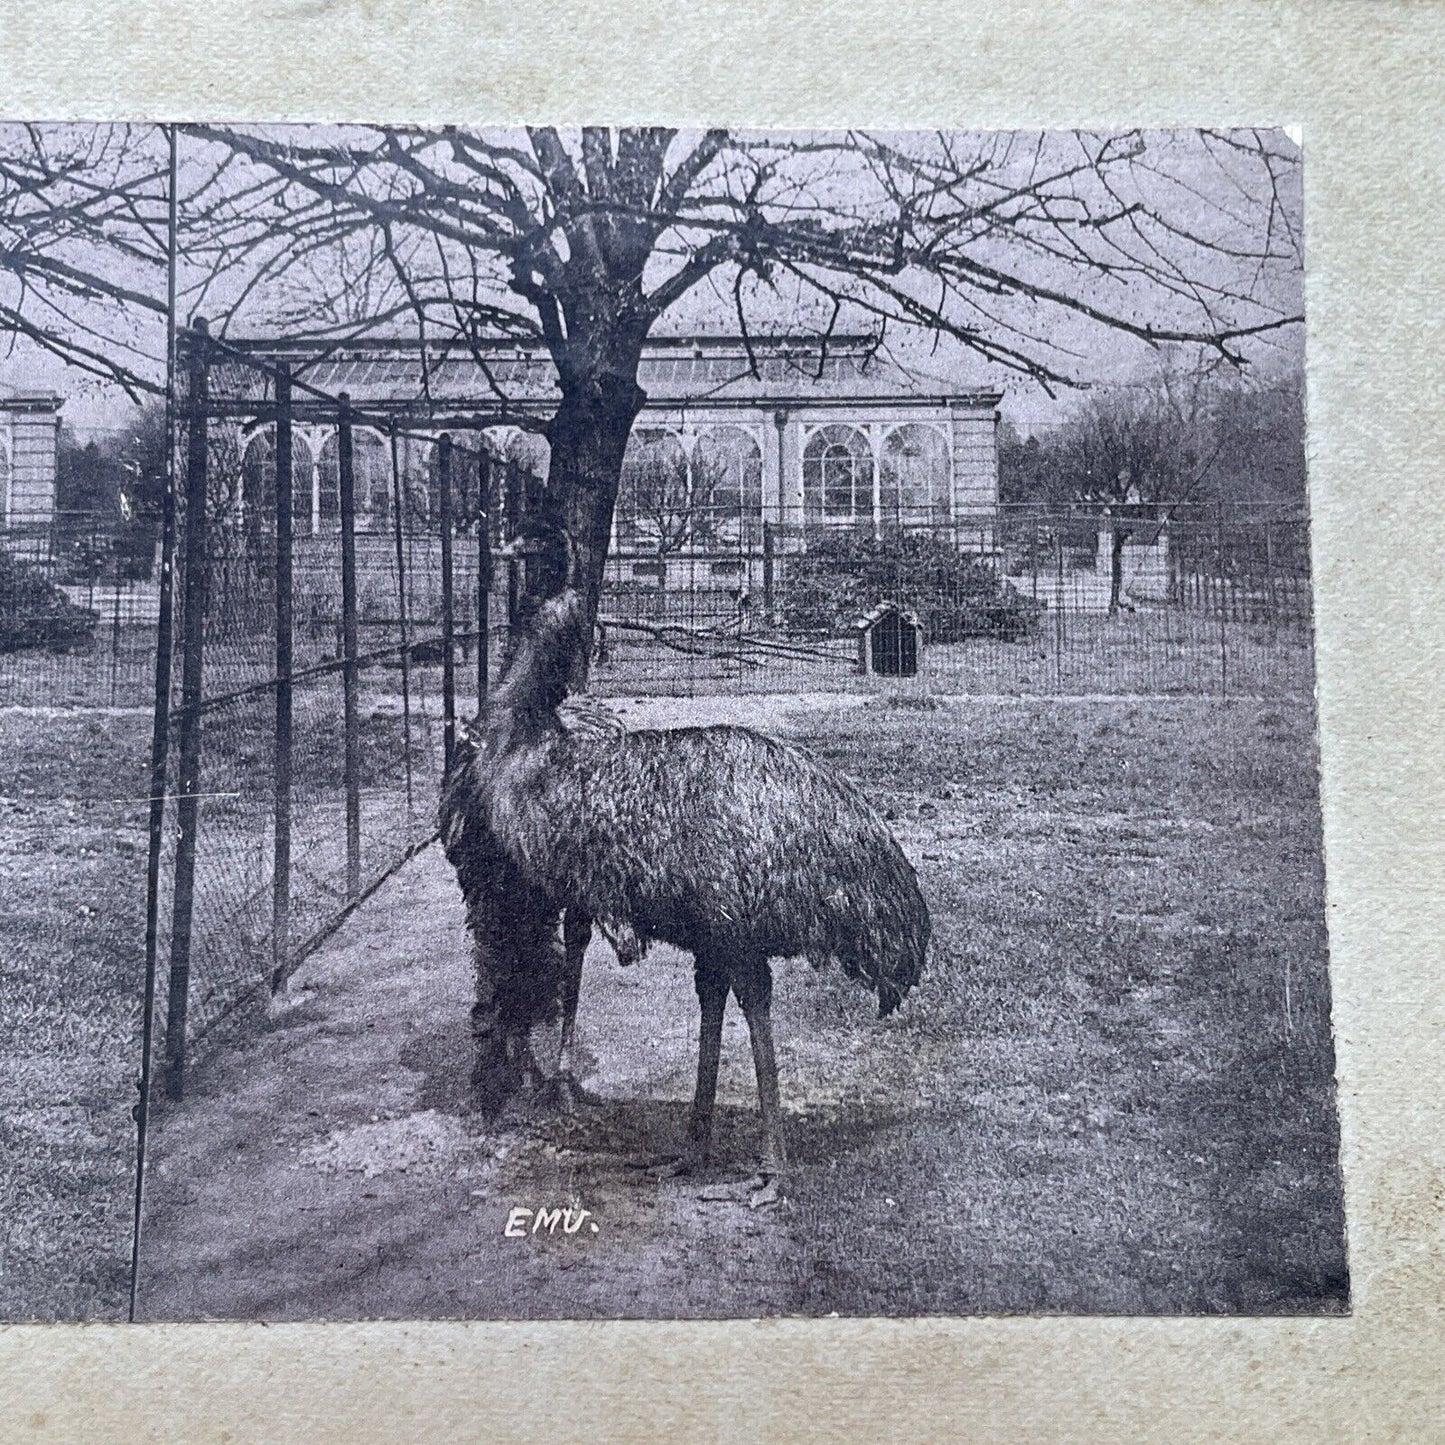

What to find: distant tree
left=998, top=419, right=1069, bottom=510
left=1005, top=354, right=1305, bottom=612
left=53, top=403, right=168, bottom=578
left=615, top=431, right=709, bottom=617
left=1208, top=376, right=1307, bottom=509
left=55, top=433, right=117, bottom=516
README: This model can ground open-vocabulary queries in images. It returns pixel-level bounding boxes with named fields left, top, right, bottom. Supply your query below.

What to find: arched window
left=318, top=435, right=341, bottom=526
left=424, top=440, right=446, bottom=527
left=879, top=424, right=951, bottom=523
left=241, top=431, right=274, bottom=532
left=476, top=431, right=511, bottom=542
left=397, top=438, right=428, bottom=528
left=356, top=431, right=390, bottom=531
left=318, top=430, right=392, bottom=532
left=692, top=427, right=763, bottom=546
left=803, top=425, right=873, bottom=524
left=617, top=429, right=690, bottom=551
left=241, top=429, right=314, bottom=536
left=498, top=431, right=550, bottom=537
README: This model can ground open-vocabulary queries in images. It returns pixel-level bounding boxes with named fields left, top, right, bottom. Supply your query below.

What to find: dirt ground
left=136, top=694, right=1348, bottom=1320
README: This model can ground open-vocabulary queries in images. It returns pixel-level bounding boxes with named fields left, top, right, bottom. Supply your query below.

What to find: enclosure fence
left=150, top=324, right=536, bottom=1096
left=592, top=501, right=1314, bottom=700
left=121, top=324, right=1317, bottom=1097
left=0, top=508, right=161, bottom=708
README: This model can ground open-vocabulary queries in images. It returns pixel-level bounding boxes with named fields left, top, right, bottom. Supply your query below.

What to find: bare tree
left=175, top=125, right=1303, bottom=658
left=1064, top=384, right=1197, bottom=613
left=0, top=124, right=171, bottom=398
left=615, top=431, right=737, bottom=618
left=1012, top=348, right=1305, bottom=612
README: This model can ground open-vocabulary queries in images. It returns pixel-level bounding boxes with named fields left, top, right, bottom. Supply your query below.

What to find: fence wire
left=133, top=325, right=1316, bottom=1096
left=152, top=332, right=520, bottom=1092
left=591, top=504, right=1314, bottom=700
left=0, top=509, right=160, bottom=708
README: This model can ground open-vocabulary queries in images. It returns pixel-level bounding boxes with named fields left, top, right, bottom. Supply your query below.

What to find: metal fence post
left=505, top=458, right=522, bottom=635
left=110, top=578, right=122, bottom=706
left=164, top=320, right=211, bottom=1101
left=388, top=426, right=414, bottom=814
left=136, top=349, right=178, bottom=1196
left=762, top=520, right=775, bottom=621
left=477, top=450, right=491, bottom=713
left=1264, top=518, right=1277, bottom=623
left=131, top=124, right=181, bottom=1317
left=337, top=394, right=362, bottom=900
left=270, top=365, right=294, bottom=990
left=1054, top=527, right=1066, bottom=693
left=438, top=433, right=456, bottom=773
left=1216, top=501, right=1229, bottom=700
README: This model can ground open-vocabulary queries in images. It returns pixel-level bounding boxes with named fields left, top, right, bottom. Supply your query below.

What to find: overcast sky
left=1, top=125, right=1303, bottom=436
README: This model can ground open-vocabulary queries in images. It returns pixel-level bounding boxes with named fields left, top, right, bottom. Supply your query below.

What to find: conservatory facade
left=221, top=334, right=1002, bottom=553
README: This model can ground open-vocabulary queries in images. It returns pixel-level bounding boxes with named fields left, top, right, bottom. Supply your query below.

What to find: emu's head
left=497, top=512, right=575, bottom=601
left=492, top=516, right=587, bottom=715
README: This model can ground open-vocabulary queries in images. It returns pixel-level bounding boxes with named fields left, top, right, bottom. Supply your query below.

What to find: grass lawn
left=781, top=695, right=1345, bottom=1313
left=589, top=610, right=1314, bottom=701
left=137, top=693, right=1346, bottom=1320
left=0, top=708, right=151, bottom=1320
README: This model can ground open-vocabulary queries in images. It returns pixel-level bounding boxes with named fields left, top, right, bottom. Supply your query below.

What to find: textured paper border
left=2, top=1, right=1443, bottom=1437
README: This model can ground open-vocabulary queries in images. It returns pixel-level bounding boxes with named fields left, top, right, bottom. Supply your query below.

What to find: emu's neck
left=490, top=586, right=588, bottom=722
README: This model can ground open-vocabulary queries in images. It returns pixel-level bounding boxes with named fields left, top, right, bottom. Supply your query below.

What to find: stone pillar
left=948, top=400, right=1000, bottom=549
left=773, top=410, right=802, bottom=527
left=3, top=399, right=60, bottom=529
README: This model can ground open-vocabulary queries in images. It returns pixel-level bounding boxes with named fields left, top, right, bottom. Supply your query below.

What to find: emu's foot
left=747, top=1173, right=784, bottom=1210
left=538, top=1072, right=605, bottom=1115
left=596, top=921, right=647, bottom=967
left=692, top=1173, right=785, bottom=1207
left=639, top=1145, right=707, bottom=1180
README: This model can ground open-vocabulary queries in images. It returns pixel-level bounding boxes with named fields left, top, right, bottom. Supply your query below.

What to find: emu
left=440, top=525, right=930, bottom=1204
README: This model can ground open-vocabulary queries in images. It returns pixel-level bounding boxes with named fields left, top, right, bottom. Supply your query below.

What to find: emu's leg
left=469, top=940, right=534, bottom=1115
left=558, top=907, right=589, bottom=1077
left=469, top=882, right=559, bottom=1113
left=648, top=957, right=729, bottom=1178
left=733, top=959, right=786, bottom=1208
left=550, top=907, right=603, bottom=1112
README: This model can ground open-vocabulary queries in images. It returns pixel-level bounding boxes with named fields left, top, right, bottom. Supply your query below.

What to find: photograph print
left=0, top=124, right=1346, bottom=1321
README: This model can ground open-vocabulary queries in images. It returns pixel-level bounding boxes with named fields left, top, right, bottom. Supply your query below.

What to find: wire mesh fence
left=138, top=323, right=1317, bottom=1097
left=151, top=328, right=523, bottom=1093
left=591, top=503, right=1314, bottom=700
left=0, top=510, right=160, bottom=708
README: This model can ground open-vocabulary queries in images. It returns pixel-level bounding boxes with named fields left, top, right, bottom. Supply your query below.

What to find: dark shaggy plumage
left=440, top=569, right=931, bottom=1185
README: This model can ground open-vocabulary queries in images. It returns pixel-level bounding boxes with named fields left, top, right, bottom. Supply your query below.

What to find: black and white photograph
left=1, top=123, right=1347, bottom=1322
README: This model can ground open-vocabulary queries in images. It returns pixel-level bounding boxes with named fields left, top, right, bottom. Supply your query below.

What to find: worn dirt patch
left=136, top=697, right=1347, bottom=1320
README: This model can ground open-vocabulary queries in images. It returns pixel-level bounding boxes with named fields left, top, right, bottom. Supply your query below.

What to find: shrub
left=778, top=527, right=1045, bottom=643
left=0, top=549, right=99, bottom=653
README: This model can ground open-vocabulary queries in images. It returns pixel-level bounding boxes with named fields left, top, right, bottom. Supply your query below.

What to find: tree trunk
left=654, top=541, right=668, bottom=621
left=1108, top=525, right=1126, bottom=616
left=537, top=359, right=647, bottom=683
